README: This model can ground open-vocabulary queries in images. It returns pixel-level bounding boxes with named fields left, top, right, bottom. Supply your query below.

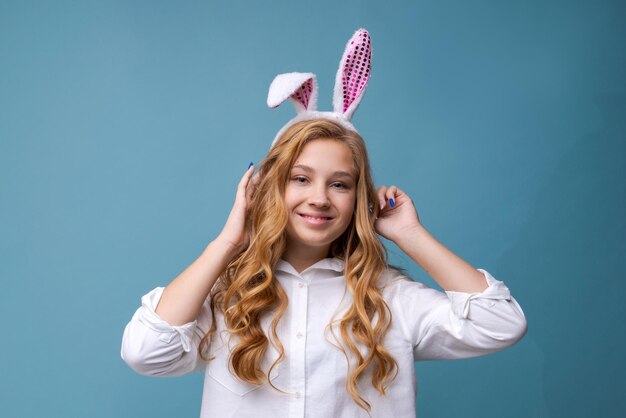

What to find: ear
left=267, top=72, right=319, bottom=113
left=332, top=29, right=372, bottom=121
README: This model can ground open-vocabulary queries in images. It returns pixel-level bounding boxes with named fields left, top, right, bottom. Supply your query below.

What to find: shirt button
left=298, top=282, right=305, bottom=288
left=489, top=302, right=496, bottom=307
left=295, top=391, right=301, bottom=398
left=296, top=331, right=304, bottom=338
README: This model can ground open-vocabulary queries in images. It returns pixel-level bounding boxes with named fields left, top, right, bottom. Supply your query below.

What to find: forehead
left=292, top=139, right=356, bottom=173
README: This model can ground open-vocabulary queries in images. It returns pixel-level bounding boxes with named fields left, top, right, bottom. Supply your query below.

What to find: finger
left=376, top=185, right=388, bottom=210
left=237, top=163, right=255, bottom=195
left=386, top=185, right=398, bottom=207
left=245, top=172, right=258, bottom=202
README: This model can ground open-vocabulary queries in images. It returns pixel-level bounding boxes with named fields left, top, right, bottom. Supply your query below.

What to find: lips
left=298, top=213, right=333, bottom=221
left=298, top=213, right=334, bottom=225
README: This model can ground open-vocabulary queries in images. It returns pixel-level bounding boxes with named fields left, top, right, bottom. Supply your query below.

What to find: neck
left=282, top=243, right=330, bottom=273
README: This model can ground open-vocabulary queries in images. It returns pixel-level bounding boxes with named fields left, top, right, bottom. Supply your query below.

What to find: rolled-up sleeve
left=120, top=287, right=213, bottom=377
left=391, top=269, right=527, bottom=361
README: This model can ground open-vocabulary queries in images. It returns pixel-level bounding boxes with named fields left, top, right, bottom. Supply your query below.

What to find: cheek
left=339, top=195, right=356, bottom=219
left=283, top=188, right=297, bottom=209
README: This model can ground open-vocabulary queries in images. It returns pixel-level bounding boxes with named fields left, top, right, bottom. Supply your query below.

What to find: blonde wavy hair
left=199, top=118, right=398, bottom=412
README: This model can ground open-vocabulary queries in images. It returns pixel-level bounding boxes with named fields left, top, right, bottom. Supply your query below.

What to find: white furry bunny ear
left=332, top=28, right=372, bottom=121
left=267, top=72, right=319, bottom=113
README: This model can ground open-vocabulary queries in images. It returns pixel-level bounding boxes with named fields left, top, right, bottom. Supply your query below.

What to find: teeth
left=303, top=215, right=330, bottom=220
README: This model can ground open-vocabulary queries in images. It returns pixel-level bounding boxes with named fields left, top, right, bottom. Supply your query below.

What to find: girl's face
left=284, top=139, right=357, bottom=259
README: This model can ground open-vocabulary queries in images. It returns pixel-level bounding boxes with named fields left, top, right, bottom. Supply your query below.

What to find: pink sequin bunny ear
left=266, top=29, right=372, bottom=147
left=332, top=28, right=372, bottom=121
left=267, top=72, right=319, bottom=113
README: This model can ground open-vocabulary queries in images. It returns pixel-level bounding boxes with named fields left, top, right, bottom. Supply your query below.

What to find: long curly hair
left=198, top=118, right=398, bottom=412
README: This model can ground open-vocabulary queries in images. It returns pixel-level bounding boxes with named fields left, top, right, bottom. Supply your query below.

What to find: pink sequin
left=291, top=78, right=313, bottom=109
left=342, top=31, right=371, bottom=113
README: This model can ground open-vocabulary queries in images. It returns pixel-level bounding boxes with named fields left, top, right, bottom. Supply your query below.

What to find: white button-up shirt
left=121, top=258, right=527, bottom=418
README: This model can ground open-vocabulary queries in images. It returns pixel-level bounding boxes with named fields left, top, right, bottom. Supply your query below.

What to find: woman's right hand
left=214, top=163, right=256, bottom=256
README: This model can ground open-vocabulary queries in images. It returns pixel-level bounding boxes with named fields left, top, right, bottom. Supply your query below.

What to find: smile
left=298, top=213, right=334, bottom=225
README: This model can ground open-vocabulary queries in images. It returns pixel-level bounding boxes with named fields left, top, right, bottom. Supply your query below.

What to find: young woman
left=121, top=28, right=526, bottom=417
left=121, top=118, right=527, bottom=417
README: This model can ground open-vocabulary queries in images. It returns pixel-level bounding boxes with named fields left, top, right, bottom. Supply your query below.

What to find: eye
left=291, top=176, right=308, bottom=184
left=331, top=182, right=348, bottom=189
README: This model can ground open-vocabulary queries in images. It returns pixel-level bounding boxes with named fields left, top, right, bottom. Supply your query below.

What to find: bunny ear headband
left=267, top=28, right=372, bottom=147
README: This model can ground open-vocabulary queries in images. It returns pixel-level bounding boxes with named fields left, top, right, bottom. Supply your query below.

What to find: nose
left=308, top=184, right=330, bottom=208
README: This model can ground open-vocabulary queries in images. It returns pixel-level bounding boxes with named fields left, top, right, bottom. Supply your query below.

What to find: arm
left=386, top=268, right=527, bottom=361
left=155, top=164, right=256, bottom=325
left=121, top=164, right=256, bottom=375
left=375, top=185, right=527, bottom=359
left=154, top=239, right=234, bottom=326
left=374, top=185, right=487, bottom=293
left=121, top=240, right=234, bottom=376
left=121, top=286, right=212, bottom=376
left=395, top=224, right=488, bottom=293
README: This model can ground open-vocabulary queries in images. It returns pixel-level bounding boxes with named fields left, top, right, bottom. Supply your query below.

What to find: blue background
left=1, top=0, right=624, bottom=417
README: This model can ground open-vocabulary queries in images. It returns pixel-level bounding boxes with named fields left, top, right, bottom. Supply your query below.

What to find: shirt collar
left=275, top=257, right=345, bottom=278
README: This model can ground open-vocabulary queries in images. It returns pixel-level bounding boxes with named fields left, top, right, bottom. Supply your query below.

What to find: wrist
left=206, top=236, right=240, bottom=265
left=394, top=223, right=428, bottom=249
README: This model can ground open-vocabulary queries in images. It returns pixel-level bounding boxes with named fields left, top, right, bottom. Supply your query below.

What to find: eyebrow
left=291, top=164, right=355, bottom=179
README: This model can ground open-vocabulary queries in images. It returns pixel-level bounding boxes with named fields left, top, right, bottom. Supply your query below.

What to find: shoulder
left=376, top=266, right=449, bottom=343
left=378, top=265, right=446, bottom=307
left=378, top=265, right=429, bottom=295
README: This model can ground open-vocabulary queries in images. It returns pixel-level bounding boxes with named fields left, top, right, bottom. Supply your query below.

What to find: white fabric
left=121, top=258, right=527, bottom=418
left=269, top=110, right=360, bottom=148
left=267, top=72, right=319, bottom=112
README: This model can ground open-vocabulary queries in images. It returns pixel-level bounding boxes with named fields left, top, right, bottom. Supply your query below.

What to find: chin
left=287, top=227, right=344, bottom=251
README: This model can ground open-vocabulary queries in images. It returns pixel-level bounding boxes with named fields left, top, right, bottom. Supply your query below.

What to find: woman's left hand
left=374, top=185, right=423, bottom=243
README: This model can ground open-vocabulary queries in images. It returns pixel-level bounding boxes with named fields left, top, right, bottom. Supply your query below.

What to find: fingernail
left=389, top=198, right=395, bottom=207
left=248, top=162, right=254, bottom=169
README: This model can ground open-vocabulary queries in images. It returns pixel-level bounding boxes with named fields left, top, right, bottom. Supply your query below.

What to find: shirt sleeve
left=389, top=269, right=527, bottom=361
left=120, top=287, right=213, bottom=377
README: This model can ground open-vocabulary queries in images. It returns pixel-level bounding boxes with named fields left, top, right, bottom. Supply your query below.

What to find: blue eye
left=331, top=182, right=347, bottom=189
left=292, top=176, right=308, bottom=184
